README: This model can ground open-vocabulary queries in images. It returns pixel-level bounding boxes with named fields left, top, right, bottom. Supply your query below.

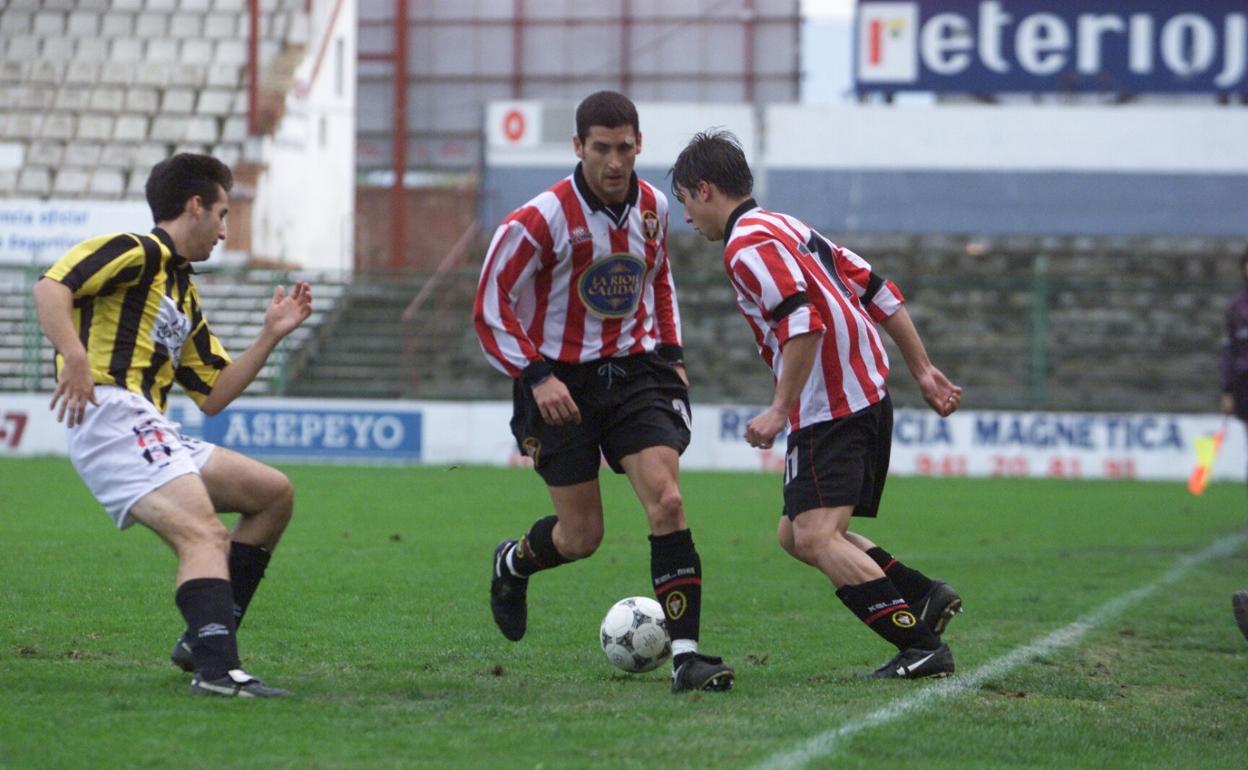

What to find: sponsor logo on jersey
left=569, top=226, right=593, bottom=246
left=642, top=210, right=661, bottom=242
left=577, top=253, right=647, bottom=319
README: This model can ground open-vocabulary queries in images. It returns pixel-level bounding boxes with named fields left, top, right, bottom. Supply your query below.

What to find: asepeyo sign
left=856, top=1, right=1248, bottom=94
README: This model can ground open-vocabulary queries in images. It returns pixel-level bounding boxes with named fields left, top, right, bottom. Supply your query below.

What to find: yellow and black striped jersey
left=41, top=227, right=232, bottom=413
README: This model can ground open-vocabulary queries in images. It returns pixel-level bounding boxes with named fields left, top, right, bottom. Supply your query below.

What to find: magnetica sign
left=856, top=1, right=1248, bottom=94
left=170, top=400, right=423, bottom=462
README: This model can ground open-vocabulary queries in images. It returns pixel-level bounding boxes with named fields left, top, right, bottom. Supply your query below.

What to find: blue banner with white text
left=855, top=1, right=1248, bottom=94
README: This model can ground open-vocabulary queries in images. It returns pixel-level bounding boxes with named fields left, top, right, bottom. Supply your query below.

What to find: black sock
left=865, top=546, right=934, bottom=605
left=175, top=577, right=241, bottom=680
left=510, top=516, right=571, bottom=578
left=836, top=577, right=940, bottom=651
left=651, top=528, right=701, bottom=657
left=228, top=541, right=272, bottom=628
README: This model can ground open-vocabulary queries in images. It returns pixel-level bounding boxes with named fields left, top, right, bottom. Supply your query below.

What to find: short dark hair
left=575, top=91, right=639, bottom=141
left=145, top=153, right=233, bottom=223
left=669, top=129, right=753, bottom=200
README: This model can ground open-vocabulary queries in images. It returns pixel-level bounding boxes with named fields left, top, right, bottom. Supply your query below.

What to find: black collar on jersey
left=722, top=198, right=759, bottom=242
left=573, top=162, right=639, bottom=229
left=151, top=227, right=195, bottom=273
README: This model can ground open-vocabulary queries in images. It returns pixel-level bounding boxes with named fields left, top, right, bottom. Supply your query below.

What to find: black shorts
left=781, top=394, right=892, bottom=520
left=511, top=353, right=692, bottom=486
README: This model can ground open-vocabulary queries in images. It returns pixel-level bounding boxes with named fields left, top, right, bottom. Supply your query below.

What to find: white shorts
left=68, top=386, right=216, bottom=530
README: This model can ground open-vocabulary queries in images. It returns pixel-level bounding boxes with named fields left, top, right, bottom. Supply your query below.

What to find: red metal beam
left=391, top=0, right=409, bottom=270
left=511, top=0, right=524, bottom=98
left=247, top=0, right=259, bottom=134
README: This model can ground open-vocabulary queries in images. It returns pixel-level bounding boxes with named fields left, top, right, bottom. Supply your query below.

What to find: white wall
left=249, top=0, right=357, bottom=273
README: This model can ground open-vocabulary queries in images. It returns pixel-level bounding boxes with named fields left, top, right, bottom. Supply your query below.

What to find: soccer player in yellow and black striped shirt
left=33, top=153, right=312, bottom=697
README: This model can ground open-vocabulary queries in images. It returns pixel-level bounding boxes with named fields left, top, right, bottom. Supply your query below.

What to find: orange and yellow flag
left=1187, top=419, right=1228, bottom=496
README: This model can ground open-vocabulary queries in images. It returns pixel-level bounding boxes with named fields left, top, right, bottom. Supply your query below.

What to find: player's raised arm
left=198, top=281, right=313, bottom=415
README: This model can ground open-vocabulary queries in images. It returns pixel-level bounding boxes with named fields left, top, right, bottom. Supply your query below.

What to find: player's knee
left=179, top=515, right=230, bottom=558
left=646, top=488, right=685, bottom=531
left=561, top=526, right=603, bottom=559
left=267, top=472, right=295, bottom=522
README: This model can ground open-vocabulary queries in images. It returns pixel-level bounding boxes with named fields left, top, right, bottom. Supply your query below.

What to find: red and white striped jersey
left=474, top=168, right=681, bottom=377
left=723, top=202, right=905, bottom=429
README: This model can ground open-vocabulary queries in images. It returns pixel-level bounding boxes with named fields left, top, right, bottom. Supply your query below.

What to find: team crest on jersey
left=642, top=210, right=660, bottom=242
left=569, top=226, right=593, bottom=246
left=577, top=253, right=647, bottom=319
left=665, top=591, right=687, bottom=619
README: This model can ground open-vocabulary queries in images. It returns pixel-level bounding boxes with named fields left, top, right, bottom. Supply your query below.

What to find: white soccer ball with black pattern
left=599, top=596, right=671, bottom=673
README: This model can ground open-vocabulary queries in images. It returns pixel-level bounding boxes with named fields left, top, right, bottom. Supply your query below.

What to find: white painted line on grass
left=754, top=530, right=1248, bottom=770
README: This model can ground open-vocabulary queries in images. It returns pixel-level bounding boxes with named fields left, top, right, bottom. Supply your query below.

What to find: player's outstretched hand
left=49, top=353, right=98, bottom=428
left=265, top=281, right=313, bottom=339
left=918, top=366, right=962, bottom=417
left=532, top=375, right=581, bottom=426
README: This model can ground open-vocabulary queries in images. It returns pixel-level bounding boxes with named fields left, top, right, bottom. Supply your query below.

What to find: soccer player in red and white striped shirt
left=671, top=129, right=964, bottom=680
left=474, top=92, right=733, bottom=693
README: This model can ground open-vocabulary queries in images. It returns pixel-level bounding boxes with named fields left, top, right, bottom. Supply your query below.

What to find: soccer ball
left=599, top=596, right=671, bottom=673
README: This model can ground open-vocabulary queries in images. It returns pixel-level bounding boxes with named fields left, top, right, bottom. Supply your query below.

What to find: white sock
left=671, top=639, right=698, bottom=661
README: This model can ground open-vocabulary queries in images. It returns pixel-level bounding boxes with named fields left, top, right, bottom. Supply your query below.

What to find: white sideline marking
left=754, top=531, right=1248, bottom=770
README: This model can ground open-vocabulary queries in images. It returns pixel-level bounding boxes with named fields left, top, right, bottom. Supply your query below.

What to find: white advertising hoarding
left=2, top=394, right=1243, bottom=485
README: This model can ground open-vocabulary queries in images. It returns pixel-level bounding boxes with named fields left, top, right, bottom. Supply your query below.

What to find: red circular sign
left=502, top=109, right=526, bottom=143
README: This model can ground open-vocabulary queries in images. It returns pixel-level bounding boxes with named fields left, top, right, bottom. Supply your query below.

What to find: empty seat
left=88, top=87, right=124, bottom=112
left=0, top=13, right=33, bottom=35
left=99, top=143, right=136, bottom=169
left=161, top=88, right=196, bottom=113
left=206, top=65, right=241, bottom=88
left=133, top=143, right=167, bottom=168
left=214, top=0, right=246, bottom=12
left=170, top=13, right=201, bottom=37
left=41, top=36, right=76, bottom=60
left=112, top=115, right=148, bottom=142
left=41, top=114, right=75, bottom=141
left=53, top=169, right=90, bottom=196
left=101, top=13, right=134, bottom=36
left=135, top=12, right=169, bottom=36
left=66, top=11, right=100, bottom=36
left=150, top=115, right=190, bottom=142
left=0, top=86, right=14, bottom=110
left=181, top=0, right=213, bottom=11
left=215, top=39, right=247, bottom=66
left=197, top=89, right=233, bottom=116
left=77, top=116, right=114, bottom=142
left=0, top=170, right=17, bottom=194
left=124, top=88, right=159, bottom=114
left=64, top=60, right=100, bottom=84
left=76, top=0, right=112, bottom=10
left=33, top=12, right=65, bottom=36
left=28, top=60, right=65, bottom=85
left=134, top=66, right=170, bottom=88
left=221, top=115, right=247, bottom=142
left=18, top=86, right=55, bottom=111
left=26, top=141, right=64, bottom=167
left=0, top=62, right=29, bottom=84
left=64, top=141, right=102, bottom=166
left=182, top=39, right=214, bottom=64
left=111, top=0, right=144, bottom=11
left=6, top=38, right=41, bottom=61
left=146, top=0, right=179, bottom=11
left=89, top=169, right=125, bottom=196
left=211, top=142, right=241, bottom=167
left=4, top=113, right=42, bottom=139
left=186, top=116, right=219, bottom=144
left=17, top=167, right=51, bottom=196
left=146, top=39, right=180, bottom=63
left=97, top=61, right=135, bottom=86
left=55, top=86, right=92, bottom=111
left=76, top=38, right=109, bottom=61
left=169, top=64, right=207, bottom=88
left=204, top=13, right=235, bottom=39
left=127, top=169, right=149, bottom=197
left=111, top=38, right=144, bottom=63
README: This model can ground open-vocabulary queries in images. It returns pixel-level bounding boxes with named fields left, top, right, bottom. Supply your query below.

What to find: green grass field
left=1, top=456, right=1246, bottom=770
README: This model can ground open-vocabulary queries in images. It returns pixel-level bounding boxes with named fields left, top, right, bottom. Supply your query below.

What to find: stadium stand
left=0, top=267, right=344, bottom=397
left=0, top=0, right=309, bottom=201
